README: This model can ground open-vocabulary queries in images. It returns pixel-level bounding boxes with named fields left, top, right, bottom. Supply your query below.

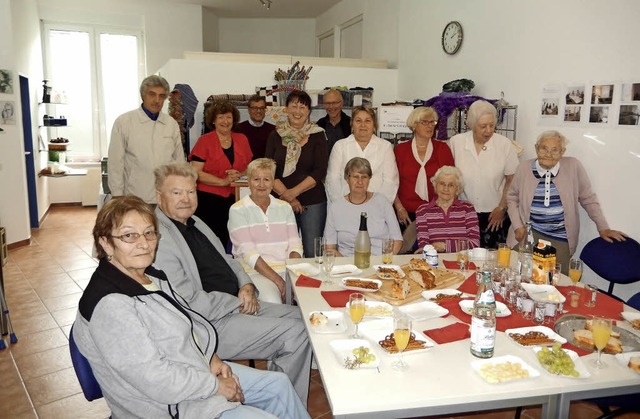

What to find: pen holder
left=276, top=80, right=306, bottom=105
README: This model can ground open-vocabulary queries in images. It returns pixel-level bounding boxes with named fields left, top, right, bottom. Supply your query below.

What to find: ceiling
left=165, top=0, right=342, bottom=18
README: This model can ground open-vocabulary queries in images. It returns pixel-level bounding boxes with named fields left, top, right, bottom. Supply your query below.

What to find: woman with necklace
left=415, top=166, right=480, bottom=253
left=326, top=106, right=399, bottom=204
left=228, top=158, right=303, bottom=303
left=324, top=157, right=402, bottom=257
left=190, top=101, right=252, bottom=248
left=449, top=100, right=519, bottom=248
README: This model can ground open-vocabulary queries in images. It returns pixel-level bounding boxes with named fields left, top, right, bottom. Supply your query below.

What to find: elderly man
left=108, top=75, right=185, bottom=204
left=234, top=94, right=275, bottom=159
left=317, top=89, right=351, bottom=152
left=152, top=162, right=311, bottom=406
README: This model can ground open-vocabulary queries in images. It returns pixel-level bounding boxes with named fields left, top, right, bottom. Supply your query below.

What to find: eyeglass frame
left=418, top=119, right=438, bottom=126
left=536, top=145, right=565, bottom=157
left=248, top=106, right=267, bottom=111
left=111, top=230, right=161, bottom=244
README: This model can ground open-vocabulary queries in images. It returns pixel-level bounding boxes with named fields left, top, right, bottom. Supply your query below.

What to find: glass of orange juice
left=497, top=243, right=511, bottom=268
left=569, top=259, right=583, bottom=287
left=349, top=293, right=365, bottom=338
left=392, top=316, right=412, bottom=371
left=591, top=316, right=612, bottom=369
left=381, top=238, right=394, bottom=264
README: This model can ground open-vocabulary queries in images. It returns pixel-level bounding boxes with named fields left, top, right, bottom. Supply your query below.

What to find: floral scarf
left=276, top=120, right=324, bottom=177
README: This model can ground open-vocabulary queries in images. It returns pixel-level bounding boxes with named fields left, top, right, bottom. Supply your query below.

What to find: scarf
left=276, top=120, right=324, bottom=177
left=412, top=138, right=434, bottom=201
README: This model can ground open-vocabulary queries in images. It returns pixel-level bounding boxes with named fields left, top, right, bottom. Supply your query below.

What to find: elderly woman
left=324, top=157, right=402, bottom=256
left=228, top=158, right=303, bottom=303
left=507, top=130, right=626, bottom=273
left=415, top=166, right=480, bottom=253
left=326, top=106, right=399, bottom=204
left=72, top=196, right=308, bottom=419
left=265, top=90, right=328, bottom=258
left=449, top=100, right=519, bottom=248
left=190, top=101, right=253, bottom=248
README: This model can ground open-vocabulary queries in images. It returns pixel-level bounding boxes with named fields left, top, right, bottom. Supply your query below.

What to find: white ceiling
left=166, top=0, right=342, bottom=18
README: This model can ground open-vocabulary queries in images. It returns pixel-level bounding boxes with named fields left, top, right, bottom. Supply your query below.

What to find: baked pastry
left=408, top=269, right=436, bottom=289
left=631, top=319, right=640, bottom=330
left=409, top=258, right=430, bottom=271
left=628, top=356, right=640, bottom=372
left=391, top=279, right=410, bottom=299
left=309, top=312, right=328, bottom=326
left=573, top=329, right=623, bottom=354
left=376, top=266, right=402, bottom=280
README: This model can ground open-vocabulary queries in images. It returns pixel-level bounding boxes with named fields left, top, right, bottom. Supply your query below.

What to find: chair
left=579, top=236, right=640, bottom=298
left=626, top=292, right=640, bottom=311
left=69, top=324, right=103, bottom=401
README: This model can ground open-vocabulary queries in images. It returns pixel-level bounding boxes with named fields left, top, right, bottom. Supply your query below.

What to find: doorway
left=20, top=75, right=38, bottom=228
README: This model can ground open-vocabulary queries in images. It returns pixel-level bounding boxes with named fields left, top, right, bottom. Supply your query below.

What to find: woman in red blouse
left=189, top=101, right=252, bottom=247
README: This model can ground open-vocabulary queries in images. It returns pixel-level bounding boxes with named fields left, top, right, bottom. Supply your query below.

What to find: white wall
left=218, top=18, right=316, bottom=56
left=202, top=7, right=219, bottom=52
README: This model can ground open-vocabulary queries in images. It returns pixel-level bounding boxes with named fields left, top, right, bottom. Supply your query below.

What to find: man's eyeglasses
left=418, top=120, right=438, bottom=126
left=111, top=230, right=160, bottom=244
left=324, top=101, right=342, bottom=107
left=248, top=106, right=267, bottom=111
left=537, top=146, right=564, bottom=157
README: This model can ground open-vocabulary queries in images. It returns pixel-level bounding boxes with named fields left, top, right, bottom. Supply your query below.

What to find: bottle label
left=479, top=289, right=495, bottom=305
left=423, top=246, right=438, bottom=267
left=470, top=316, right=496, bottom=353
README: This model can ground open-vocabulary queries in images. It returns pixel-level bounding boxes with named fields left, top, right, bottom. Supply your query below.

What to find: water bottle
left=470, top=271, right=497, bottom=358
left=518, top=221, right=534, bottom=282
left=423, top=245, right=438, bottom=267
left=354, top=212, right=371, bottom=269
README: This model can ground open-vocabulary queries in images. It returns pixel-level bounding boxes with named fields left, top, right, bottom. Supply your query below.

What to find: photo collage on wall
left=0, top=69, right=16, bottom=130
left=540, top=81, right=640, bottom=127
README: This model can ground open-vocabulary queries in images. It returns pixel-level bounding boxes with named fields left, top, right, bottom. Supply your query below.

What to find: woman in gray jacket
left=72, top=196, right=309, bottom=419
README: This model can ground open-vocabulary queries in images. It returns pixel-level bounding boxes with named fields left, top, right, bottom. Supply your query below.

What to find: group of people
left=82, top=74, right=625, bottom=418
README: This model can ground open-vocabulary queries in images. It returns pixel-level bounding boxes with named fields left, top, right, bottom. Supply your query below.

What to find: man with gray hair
left=317, top=89, right=351, bottom=152
left=108, top=75, right=185, bottom=204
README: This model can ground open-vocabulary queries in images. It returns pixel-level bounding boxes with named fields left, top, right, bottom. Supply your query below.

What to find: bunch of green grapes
left=344, top=346, right=377, bottom=369
left=536, top=342, right=579, bottom=377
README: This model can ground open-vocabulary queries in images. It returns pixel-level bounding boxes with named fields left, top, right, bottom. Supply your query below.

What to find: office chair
left=69, top=324, right=103, bottom=401
left=626, top=292, right=640, bottom=311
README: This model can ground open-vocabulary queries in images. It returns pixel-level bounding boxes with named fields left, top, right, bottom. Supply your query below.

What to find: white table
left=287, top=254, right=640, bottom=419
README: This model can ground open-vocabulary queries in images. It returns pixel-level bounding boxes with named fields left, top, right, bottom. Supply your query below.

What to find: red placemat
left=456, top=273, right=478, bottom=295
left=442, top=260, right=477, bottom=271
left=557, top=286, right=624, bottom=320
left=320, top=290, right=355, bottom=307
left=296, top=275, right=322, bottom=288
left=424, top=322, right=470, bottom=344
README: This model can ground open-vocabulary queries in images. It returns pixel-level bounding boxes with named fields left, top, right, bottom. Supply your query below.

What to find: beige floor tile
left=66, top=267, right=96, bottom=282
left=10, top=327, right=68, bottom=359
left=41, top=292, right=82, bottom=312
left=10, top=312, right=59, bottom=335
left=14, top=346, right=73, bottom=380
left=36, top=393, right=111, bottom=419
left=1, top=409, right=39, bottom=419
left=51, top=307, right=79, bottom=327
left=33, top=280, right=83, bottom=299
left=24, top=367, right=82, bottom=406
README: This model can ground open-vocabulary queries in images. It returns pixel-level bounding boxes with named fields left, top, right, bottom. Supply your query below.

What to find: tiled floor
left=1, top=206, right=637, bottom=419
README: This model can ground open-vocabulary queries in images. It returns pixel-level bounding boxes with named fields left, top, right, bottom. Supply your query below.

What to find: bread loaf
left=409, top=258, right=430, bottom=271
left=408, top=269, right=436, bottom=289
left=628, top=356, right=640, bottom=373
left=309, top=312, right=328, bottom=325
left=391, top=279, right=410, bottom=299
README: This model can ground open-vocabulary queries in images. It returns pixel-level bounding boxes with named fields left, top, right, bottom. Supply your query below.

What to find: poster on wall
left=0, top=101, right=16, bottom=125
left=588, top=84, right=614, bottom=124
left=618, top=82, right=640, bottom=126
left=0, top=69, right=13, bottom=94
left=563, top=84, right=584, bottom=122
left=540, top=85, right=561, bottom=120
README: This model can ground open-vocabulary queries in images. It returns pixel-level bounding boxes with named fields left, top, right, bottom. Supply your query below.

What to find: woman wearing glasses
left=393, top=107, right=454, bottom=251
left=324, top=157, right=402, bottom=257
left=72, top=196, right=308, bottom=418
left=506, top=130, right=626, bottom=273
left=449, top=100, right=520, bottom=248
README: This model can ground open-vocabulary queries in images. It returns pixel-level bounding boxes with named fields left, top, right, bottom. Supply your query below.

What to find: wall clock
left=442, top=21, right=463, bottom=55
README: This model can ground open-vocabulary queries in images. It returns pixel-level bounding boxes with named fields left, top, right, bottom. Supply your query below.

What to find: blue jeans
left=296, top=201, right=327, bottom=258
left=220, top=363, right=310, bottom=419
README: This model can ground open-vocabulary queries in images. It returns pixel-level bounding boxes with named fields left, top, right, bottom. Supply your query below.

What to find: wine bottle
left=354, top=212, right=371, bottom=269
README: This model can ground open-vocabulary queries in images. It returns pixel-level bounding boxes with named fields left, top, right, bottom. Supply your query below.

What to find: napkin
left=456, top=273, right=478, bottom=294
left=442, top=260, right=477, bottom=270
left=423, top=322, right=470, bottom=344
left=295, top=275, right=322, bottom=288
left=320, top=290, right=355, bottom=307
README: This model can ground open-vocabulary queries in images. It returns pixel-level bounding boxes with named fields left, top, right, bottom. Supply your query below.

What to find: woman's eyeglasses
left=111, top=231, right=160, bottom=244
left=418, top=120, right=438, bottom=126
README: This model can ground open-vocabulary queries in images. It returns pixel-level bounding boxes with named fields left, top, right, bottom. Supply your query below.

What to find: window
left=42, top=23, right=144, bottom=160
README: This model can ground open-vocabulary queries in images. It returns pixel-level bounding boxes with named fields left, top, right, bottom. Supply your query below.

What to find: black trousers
left=477, top=211, right=511, bottom=249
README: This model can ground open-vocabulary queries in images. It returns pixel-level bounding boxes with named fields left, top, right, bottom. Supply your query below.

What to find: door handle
left=25, top=151, right=32, bottom=155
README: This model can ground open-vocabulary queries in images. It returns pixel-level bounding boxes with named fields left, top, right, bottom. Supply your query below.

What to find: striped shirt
left=530, top=161, right=567, bottom=241
left=415, top=199, right=480, bottom=252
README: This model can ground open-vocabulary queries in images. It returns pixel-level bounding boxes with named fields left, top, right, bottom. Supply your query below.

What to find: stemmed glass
left=392, top=316, right=412, bottom=371
left=348, top=293, right=365, bottom=338
left=322, top=249, right=335, bottom=283
left=592, top=316, right=612, bottom=369
left=569, top=259, right=583, bottom=287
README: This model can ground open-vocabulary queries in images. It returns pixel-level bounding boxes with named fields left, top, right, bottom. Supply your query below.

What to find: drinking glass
left=497, top=243, right=511, bottom=268
left=348, top=293, right=365, bottom=338
left=322, top=249, right=336, bottom=283
left=551, top=263, right=562, bottom=286
left=569, top=259, right=583, bottom=287
left=456, top=239, right=469, bottom=270
left=314, top=237, right=324, bottom=265
left=381, top=238, right=394, bottom=264
left=392, top=316, right=412, bottom=371
left=485, top=249, right=498, bottom=270
left=585, top=284, right=598, bottom=307
left=592, top=316, right=612, bottom=369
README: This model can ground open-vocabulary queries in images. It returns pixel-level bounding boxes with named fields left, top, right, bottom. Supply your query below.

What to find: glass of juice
left=569, top=259, right=583, bottom=287
left=348, top=293, right=365, bottom=338
left=381, top=238, right=394, bottom=264
left=392, top=316, right=412, bottom=371
left=497, top=243, right=511, bottom=268
left=591, top=316, right=612, bottom=369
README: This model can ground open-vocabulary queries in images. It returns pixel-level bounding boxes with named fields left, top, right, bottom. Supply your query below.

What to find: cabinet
left=38, top=101, right=69, bottom=162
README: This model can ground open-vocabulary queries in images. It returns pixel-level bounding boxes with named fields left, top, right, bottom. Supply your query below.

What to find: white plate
left=346, top=301, right=393, bottom=318
left=308, top=311, right=347, bottom=334
left=458, top=299, right=512, bottom=317
left=615, top=351, right=640, bottom=373
left=471, top=355, right=540, bottom=384
left=621, top=311, right=640, bottom=323
left=330, top=264, right=362, bottom=277
left=521, top=283, right=566, bottom=303
left=287, top=263, right=320, bottom=277
left=532, top=347, right=591, bottom=379
left=421, top=289, right=467, bottom=301
left=398, top=301, right=449, bottom=321
left=339, top=277, right=382, bottom=292
left=505, top=326, right=567, bottom=347
left=372, top=264, right=405, bottom=280
left=329, top=339, right=380, bottom=369
left=358, top=318, right=436, bottom=356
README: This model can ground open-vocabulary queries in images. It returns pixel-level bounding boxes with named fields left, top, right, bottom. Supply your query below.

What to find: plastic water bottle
left=423, top=245, right=438, bottom=267
left=470, top=271, right=496, bottom=358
